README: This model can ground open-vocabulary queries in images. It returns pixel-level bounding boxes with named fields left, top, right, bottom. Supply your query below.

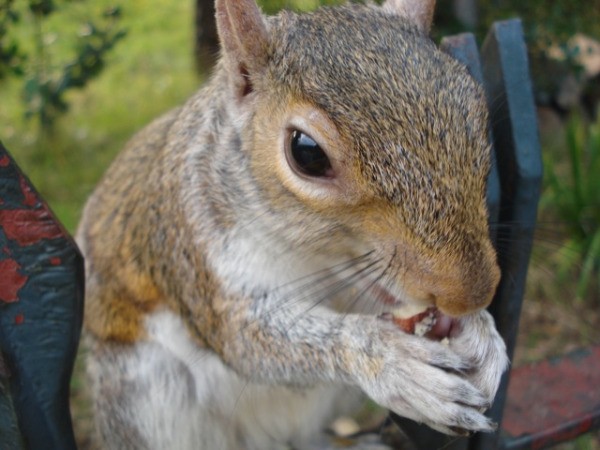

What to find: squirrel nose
left=432, top=260, right=500, bottom=317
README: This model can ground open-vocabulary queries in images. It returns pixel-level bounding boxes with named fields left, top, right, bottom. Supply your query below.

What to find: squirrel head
left=214, top=0, right=499, bottom=317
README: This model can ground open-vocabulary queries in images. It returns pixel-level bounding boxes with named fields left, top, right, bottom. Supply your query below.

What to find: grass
left=0, top=0, right=202, bottom=232
left=538, top=114, right=600, bottom=304
left=0, top=1, right=203, bottom=445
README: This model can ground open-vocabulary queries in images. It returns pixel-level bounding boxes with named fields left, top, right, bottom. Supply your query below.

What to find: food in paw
left=389, top=304, right=458, bottom=340
left=391, top=305, right=438, bottom=336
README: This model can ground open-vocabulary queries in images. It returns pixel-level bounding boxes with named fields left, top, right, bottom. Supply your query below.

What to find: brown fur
left=78, top=1, right=508, bottom=448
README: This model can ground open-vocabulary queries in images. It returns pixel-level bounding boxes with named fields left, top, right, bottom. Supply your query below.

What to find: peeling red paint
left=49, top=257, right=62, bottom=266
left=503, top=346, right=600, bottom=447
left=0, top=209, right=63, bottom=246
left=14, top=313, right=24, bottom=325
left=0, top=154, right=9, bottom=167
left=0, top=259, right=28, bottom=302
left=19, top=174, right=38, bottom=207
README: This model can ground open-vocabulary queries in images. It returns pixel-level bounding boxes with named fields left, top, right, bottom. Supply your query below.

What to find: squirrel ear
left=216, top=0, right=269, bottom=99
left=382, top=0, right=436, bottom=33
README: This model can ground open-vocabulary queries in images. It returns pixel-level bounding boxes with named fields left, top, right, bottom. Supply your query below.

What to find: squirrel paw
left=344, top=312, right=507, bottom=435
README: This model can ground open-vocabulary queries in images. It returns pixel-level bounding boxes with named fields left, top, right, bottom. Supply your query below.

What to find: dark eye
left=289, top=130, right=333, bottom=178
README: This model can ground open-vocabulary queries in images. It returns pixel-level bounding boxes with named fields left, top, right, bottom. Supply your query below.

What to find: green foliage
left=479, top=1, right=600, bottom=49
left=0, top=0, right=24, bottom=79
left=478, top=1, right=600, bottom=86
left=0, top=1, right=125, bottom=131
left=258, top=0, right=344, bottom=13
left=542, top=115, right=600, bottom=301
left=0, top=0, right=200, bottom=232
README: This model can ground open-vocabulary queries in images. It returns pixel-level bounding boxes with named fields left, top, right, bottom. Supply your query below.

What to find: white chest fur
left=138, top=310, right=361, bottom=450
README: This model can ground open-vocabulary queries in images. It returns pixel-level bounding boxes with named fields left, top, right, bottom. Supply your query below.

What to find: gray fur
left=77, top=1, right=509, bottom=448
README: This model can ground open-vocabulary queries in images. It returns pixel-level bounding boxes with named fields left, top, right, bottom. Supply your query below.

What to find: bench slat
left=0, top=142, right=83, bottom=450
left=472, top=18, right=543, bottom=450
left=501, top=346, right=600, bottom=449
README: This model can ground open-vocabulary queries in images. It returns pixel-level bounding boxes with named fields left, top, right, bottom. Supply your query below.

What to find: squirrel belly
left=86, top=310, right=360, bottom=450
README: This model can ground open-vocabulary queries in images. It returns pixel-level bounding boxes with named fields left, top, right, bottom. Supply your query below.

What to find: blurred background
left=1, top=0, right=599, bottom=448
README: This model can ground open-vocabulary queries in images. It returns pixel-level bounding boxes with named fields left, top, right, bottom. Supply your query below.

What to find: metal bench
left=0, top=143, right=83, bottom=449
left=0, top=18, right=598, bottom=450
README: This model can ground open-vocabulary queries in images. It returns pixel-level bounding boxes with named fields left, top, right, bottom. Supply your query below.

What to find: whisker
left=339, top=250, right=397, bottom=318
left=272, top=251, right=376, bottom=293
left=285, top=256, right=386, bottom=323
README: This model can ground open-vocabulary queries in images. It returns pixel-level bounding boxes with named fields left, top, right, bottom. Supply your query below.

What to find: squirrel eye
left=289, top=130, right=333, bottom=178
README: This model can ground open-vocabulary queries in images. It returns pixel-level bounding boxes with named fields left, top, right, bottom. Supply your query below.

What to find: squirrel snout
left=431, top=259, right=501, bottom=317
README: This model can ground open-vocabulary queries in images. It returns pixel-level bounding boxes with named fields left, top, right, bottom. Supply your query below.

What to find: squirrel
left=76, top=0, right=509, bottom=448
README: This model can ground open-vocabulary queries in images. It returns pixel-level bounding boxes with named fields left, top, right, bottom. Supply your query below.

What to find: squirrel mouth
left=388, top=307, right=458, bottom=339
left=371, top=285, right=459, bottom=339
